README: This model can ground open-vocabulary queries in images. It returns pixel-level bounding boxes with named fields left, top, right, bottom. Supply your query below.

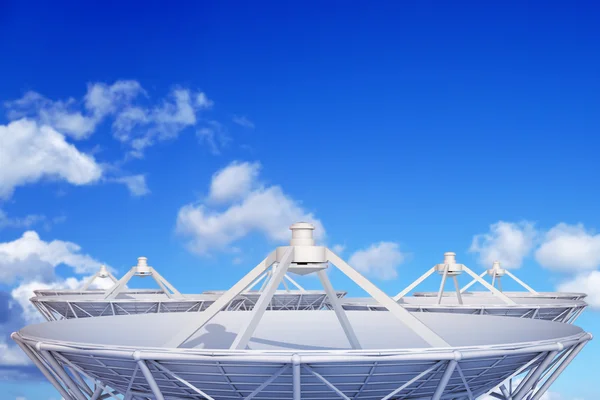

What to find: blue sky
left=1, top=1, right=599, bottom=399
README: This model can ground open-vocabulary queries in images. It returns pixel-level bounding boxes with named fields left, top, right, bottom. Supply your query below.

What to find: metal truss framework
left=31, top=291, right=345, bottom=322
left=340, top=302, right=587, bottom=324
left=460, top=262, right=537, bottom=295
left=12, top=331, right=591, bottom=400
left=392, top=253, right=516, bottom=306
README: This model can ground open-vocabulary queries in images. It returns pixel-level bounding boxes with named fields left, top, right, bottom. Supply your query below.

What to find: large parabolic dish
left=13, top=311, right=591, bottom=400
left=15, top=222, right=592, bottom=400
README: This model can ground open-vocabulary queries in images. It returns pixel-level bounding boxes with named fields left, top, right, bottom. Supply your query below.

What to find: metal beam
left=512, top=351, right=558, bottom=400
left=327, top=249, right=450, bottom=348
left=460, top=271, right=487, bottom=293
left=452, top=276, right=463, bottom=305
left=436, top=264, right=450, bottom=304
left=505, top=270, right=538, bottom=294
left=292, top=355, right=301, bottom=400
left=40, top=350, right=88, bottom=400
left=432, top=360, right=457, bottom=400
left=12, top=337, right=74, bottom=400
left=303, top=365, right=350, bottom=400
left=104, top=269, right=135, bottom=300
left=317, top=269, right=361, bottom=349
left=462, top=266, right=517, bottom=305
left=394, top=267, right=436, bottom=301
left=231, top=247, right=294, bottom=349
left=149, top=268, right=183, bottom=299
left=137, top=360, right=165, bottom=400
left=245, top=365, right=289, bottom=400
left=530, top=341, right=589, bottom=400
left=165, top=251, right=277, bottom=348
left=382, top=361, right=445, bottom=400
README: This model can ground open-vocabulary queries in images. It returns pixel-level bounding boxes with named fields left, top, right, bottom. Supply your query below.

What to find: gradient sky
left=1, top=1, right=599, bottom=399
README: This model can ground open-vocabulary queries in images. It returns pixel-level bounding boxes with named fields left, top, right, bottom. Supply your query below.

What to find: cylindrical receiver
left=289, top=222, right=315, bottom=246
left=443, top=252, right=456, bottom=264
left=135, top=257, right=152, bottom=274
left=98, top=265, right=109, bottom=278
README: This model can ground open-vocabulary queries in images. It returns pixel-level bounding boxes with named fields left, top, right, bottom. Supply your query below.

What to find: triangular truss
left=460, top=261, right=538, bottom=294
left=165, top=222, right=450, bottom=349
left=393, top=252, right=517, bottom=305
left=80, top=265, right=118, bottom=290
left=103, top=257, right=183, bottom=300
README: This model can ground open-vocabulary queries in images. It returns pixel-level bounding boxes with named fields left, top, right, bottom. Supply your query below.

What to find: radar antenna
left=165, top=222, right=450, bottom=349
left=393, top=253, right=517, bottom=305
left=103, top=257, right=183, bottom=299
left=80, top=265, right=118, bottom=290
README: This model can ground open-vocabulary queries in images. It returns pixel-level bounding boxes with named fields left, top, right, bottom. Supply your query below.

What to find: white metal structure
left=34, top=265, right=122, bottom=297
left=30, top=254, right=345, bottom=321
left=341, top=296, right=587, bottom=324
left=386, top=254, right=587, bottom=323
left=14, top=222, right=592, bottom=400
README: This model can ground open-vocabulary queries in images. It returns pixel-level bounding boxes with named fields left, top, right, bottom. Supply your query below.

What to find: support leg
left=463, top=267, right=516, bottom=305
left=460, top=271, right=487, bottom=293
left=436, top=264, right=450, bottom=305
left=317, top=269, right=361, bottom=349
left=393, top=267, right=435, bottom=301
left=104, top=270, right=136, bottom=300
left=452, top=276, right=463, bottom=304
left=505, top=270, right=538, bottom=293
left=326, top=250, right=449, bottom=347
left=432, top=360, right=457, bottom=400
left=230, top=248, right=294, bottom=349
left=164, top=251, right=277, bottom=348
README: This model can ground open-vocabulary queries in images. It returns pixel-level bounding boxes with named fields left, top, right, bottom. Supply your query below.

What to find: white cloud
left=558, top=270, right=600, bottom=309
left=114, top=88, right=214, bottom=158
left=0, top=210, right=46, bottom=230
left=0, top=340, right=30, bottom=366
left=535, top=223, right=600, bottom=272
left=233, top=115, right=255, bottom=129
left=113, top=175, right=150, bottom=196
left=5, top=91, right=96, bottom=140
left=209, top=161, right=260, bottom=203
left=176, top=161, right=324, bottom=255
left=469, top=221, right=537, bottom=269
left=332, top=244, right=346, bottom=255
left=197, top=120, right=230, bottom=156
left=6, top=81, right=144, bottom=141
left=0, top=119, right=103, bottom=199
left=84, top=80, right=144, bottom=118
left=348, top=242, right=405, bottom=280
left=0, top=231, right=104, bottom=284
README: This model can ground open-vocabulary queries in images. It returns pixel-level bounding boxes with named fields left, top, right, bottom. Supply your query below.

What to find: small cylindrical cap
left=290, top=222, right=315, bottom=246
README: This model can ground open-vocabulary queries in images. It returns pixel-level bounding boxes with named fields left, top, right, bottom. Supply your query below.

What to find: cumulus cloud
left=208, top=161, right=260, bottom=203
left=348, top=242, right=405, bottom=280
left=176, top=161, right=324, bottom=255
left=535, top=223, right=600, bottom=272
left=0, top=340, right=30, bottom=366
left=558, top=270, right=600, bottom=309
left=0, top=119, right=103, bottom=199
left=0, top=231, right=104, bottom=284
left=469, top=221, right=537, bottom=269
